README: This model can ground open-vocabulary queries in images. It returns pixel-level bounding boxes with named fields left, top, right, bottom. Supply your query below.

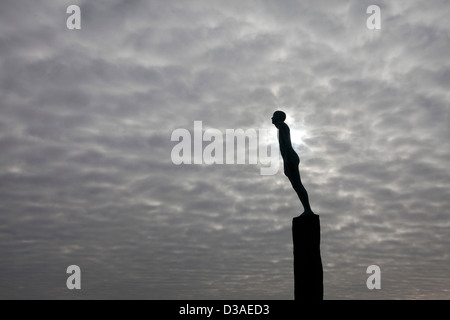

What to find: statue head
left=272, top=110, right=286, bottom=124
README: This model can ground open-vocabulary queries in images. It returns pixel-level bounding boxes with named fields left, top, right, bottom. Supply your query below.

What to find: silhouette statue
left=272, top=111, right=314, bottom=216
left=272, top=110, right=323, bottom=300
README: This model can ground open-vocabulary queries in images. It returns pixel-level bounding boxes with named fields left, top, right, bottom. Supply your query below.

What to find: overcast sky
left=1, top=0, right=450, bottom=299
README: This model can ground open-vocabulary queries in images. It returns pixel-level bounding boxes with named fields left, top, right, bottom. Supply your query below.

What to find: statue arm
left=278, top=123, right=295, bottom=161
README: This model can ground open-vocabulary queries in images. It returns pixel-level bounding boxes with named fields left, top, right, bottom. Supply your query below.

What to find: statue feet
left=300, top=210, right=315, bottom=216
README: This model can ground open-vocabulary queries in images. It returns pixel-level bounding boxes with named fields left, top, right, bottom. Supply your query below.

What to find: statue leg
left=285, top=163, right=313, bottom=214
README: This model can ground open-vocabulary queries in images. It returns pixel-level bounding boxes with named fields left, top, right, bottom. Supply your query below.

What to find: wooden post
left=292, top=214, right=323, bottom=300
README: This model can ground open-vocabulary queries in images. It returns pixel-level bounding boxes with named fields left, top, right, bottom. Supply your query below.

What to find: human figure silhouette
left=272, top=111, right=314, bottom=216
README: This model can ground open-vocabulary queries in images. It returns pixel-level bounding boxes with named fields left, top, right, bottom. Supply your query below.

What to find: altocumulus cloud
left=0, top=0, right=449, bottom=299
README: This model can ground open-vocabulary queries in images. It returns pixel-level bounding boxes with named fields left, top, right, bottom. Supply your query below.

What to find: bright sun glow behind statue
left=285, top=113, right=308, bottom=149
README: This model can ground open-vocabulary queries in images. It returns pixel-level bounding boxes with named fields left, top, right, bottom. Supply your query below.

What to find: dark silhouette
left=292, top=214, right=323, bottom=300
left=272, top=110, right=323, bottom=300
left=271, top=111, right=313, bottom=216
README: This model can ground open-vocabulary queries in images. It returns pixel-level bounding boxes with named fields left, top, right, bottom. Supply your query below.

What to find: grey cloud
left=1, top=0, right=450, bottom=300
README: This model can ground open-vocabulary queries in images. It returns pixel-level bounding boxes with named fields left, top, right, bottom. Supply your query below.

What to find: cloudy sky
left=1, top=0, right=450, bottom=300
